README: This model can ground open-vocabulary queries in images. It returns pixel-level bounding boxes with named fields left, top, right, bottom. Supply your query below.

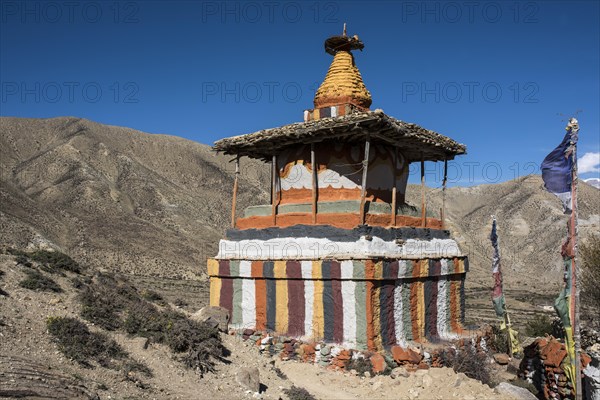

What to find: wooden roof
left=213, top=110, right=467, bottom=162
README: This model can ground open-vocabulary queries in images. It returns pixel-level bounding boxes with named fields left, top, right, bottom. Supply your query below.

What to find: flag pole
left=568, top=118, right=582, bottom=400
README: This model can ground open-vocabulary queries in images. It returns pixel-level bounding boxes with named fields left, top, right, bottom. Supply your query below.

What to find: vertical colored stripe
left=353, top=261, right=367, bottom=350
left=418, top=280, right=425, bottom=341
left=301, top=261, right=314, bottom=337
left=210, top=276, right=221, bottom=307
left=322, top=260, right=334, bottom=342
left=241, top=278, right=256, bottom=329
left=449, top=277, right=459, bottom=333
left=252, top=261, right=266, bottom=331
left=219, top=260, right=233, bottom=315
left=207, top=259, right=219, bottom=276
left=372, top=281, right=382, bottom=351
left=365, top=260, right=375, bottom=350
left=274, top=261, right=288, bottom=333
left=230, top=261, right=242, bottom=327
left=264, top=261, right=276, bottom=331
left=287, top=261, right=305, bottom=336
left=312, top=261, right=324, bottom=339
left=380, top=281, right=396, bottom=348
left=410, top=278, right=419, bottom=341
left=459, top=277, right=466, bottom=328
left=239, top=260, right=252, bottom=277
left=331, top=261, right=344, bottom=343
left=394, top=281, right=405, bottom=345
left=402, top=280, right=412, bottom=340
left=398, top=260, right=408, bottom=278
left=437, top=277, right=447, bottom=339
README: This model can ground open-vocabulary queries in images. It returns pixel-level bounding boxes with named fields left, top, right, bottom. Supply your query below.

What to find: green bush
left=19, top=269, right=62, bottom=292
left=47, top=316, right=125, bottom=367
left=283, top=386, right=317, bottom=400
left=438, top=345, right=491, bottom=386
left=525, top=314, right=553, bottom=338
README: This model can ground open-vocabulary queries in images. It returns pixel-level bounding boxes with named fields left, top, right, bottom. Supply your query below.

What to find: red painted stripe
left=365, top=260, right=375, bottom=350
left=252, top=261, right=266, bottom=331
left=219, top=260, right=233, bottom=315
left=286, top=261, right=305, bottom=336
left=330, top=260, right=344, bottom=343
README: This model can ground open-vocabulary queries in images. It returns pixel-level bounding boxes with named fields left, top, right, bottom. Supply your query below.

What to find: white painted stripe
left=217, top=237, right=462, bottom=260
left=241, top=278, right=256, bottom=330
left=301, top=261, right=314, bottom=337
left=301, top=260, right=313, bottom=279
left=239, top=260, right=252, bottom=278
left=342, top=280, right=357, bottom=347
left=437, top=278, right=447, bottom=339
left=394, top=283, right=406, bottom=346
left=440, top=258, right=449, bottom=276
left=398, top=259, right=408, bottom=277
left=340, top=260, right=354, bottom=279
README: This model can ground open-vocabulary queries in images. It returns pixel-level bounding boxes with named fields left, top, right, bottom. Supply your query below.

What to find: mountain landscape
left=0, top=117, right=598, bottom=399
left=1, top=116, right=598, bottom=322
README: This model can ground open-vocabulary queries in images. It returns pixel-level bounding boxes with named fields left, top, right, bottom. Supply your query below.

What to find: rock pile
left=519, top=336, right=592, bottom=399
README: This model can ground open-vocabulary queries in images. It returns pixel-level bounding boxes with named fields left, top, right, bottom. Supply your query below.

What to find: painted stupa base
left=207, top=226, right=467, bottom=351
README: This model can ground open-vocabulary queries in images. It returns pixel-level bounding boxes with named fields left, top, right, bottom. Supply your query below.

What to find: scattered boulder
left=390, top=366, right=410, bottom=379
left=235, top=367, right=260, bottom=393
left=391, top=345, right=422, bottom=364
left=494, top=382, right=538, bottom=400
left=370, top=353, right=386, bottom=374
left=191, top=306, right=230, bottom=332
left=493, top=353, right=510, bottom=365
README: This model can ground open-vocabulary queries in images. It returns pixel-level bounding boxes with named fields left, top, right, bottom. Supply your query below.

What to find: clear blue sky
left=2, top=0, right=599, bottom=186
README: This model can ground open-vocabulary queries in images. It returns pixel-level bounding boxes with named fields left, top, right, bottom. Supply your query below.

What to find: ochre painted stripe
left=372, top=282, right=382, bottom=351
left=312, top=261, right=324, bottom=339
left=210, top=276, right=221, bottom=307
left=207, top=259, right=219, bottom=276
left=274, top=261, right=288, bottom=333
left=331, top=261, right=344, bottom=343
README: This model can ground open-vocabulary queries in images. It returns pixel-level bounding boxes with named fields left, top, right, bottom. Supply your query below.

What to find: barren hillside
left=1, top=117, right=598, bottom=325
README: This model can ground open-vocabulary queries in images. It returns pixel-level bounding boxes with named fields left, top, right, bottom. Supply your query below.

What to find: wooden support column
left=442, top=157, right=448, bottom=229
left=359, top=134, right=371, bottom=225
left=390, top=147, right=398, bottom=226
left=421, top=154, right=426, bottom=227
left=311, top=143, right=317, bottom=224
left=271, top=155, right=277, bottom=226
left=231, top=155, right=240, bottom=228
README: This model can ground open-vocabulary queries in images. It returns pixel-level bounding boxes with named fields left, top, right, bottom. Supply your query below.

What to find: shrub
left=489, top=325, right=509, bottom=354
left=19, top=269, right=62, bottom=292
left=47, top=316, right=125, bottom=367
left=283, top=386, right=317, bottom=400
left=345, top=356, right=372, bottom=376
left=438, top=345, right=491, bottom=386
left=525, top=314, right=553, bottom=338
left=141, top=289, right=166, bottom=305
left=28, top=250, right=82, bottom=274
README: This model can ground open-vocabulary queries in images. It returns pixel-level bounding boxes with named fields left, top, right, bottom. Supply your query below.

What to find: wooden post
left=442, top=157, right=448, bottom=229
left=359, top=134, right=371, bottom=225
left=390, top=147, right=397, bottom=226
left=568, top=119, right=582, bottom=400
left=271, top=155, right=277, bottom=226
left=421, top=154, right=426, bottom=227
left=311, top=143, right=317, bottom=224
left=231, top=155, right=240, bottom=228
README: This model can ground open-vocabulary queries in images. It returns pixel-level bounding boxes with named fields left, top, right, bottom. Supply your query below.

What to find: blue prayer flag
left=541, top=126, right=577, bottom=213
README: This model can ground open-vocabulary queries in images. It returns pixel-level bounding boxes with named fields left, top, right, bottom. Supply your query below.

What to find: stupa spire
left=313, top=25, right=372, bottom=110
